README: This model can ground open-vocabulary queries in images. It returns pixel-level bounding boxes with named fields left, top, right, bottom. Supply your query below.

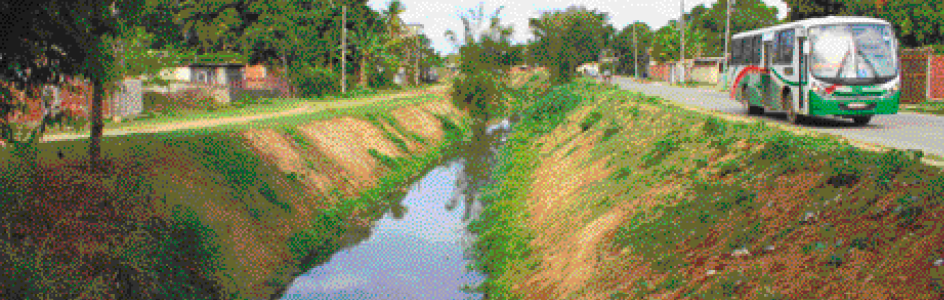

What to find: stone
left=764, top=245, right=776, bottom=252
left=732, top=248, right=751, bottom=257
left=933, top=259, right=944, bottom=267
left=706, top=269, right=717, bottom=276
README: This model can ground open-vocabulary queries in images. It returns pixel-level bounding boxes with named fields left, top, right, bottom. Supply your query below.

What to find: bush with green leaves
left=288, top=63, right=340, bottom=98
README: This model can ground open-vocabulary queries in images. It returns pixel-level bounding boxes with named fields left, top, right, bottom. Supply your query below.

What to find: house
left=689, top=57, right=725, bottom=85
left=577, top=62, right=600, bottom=76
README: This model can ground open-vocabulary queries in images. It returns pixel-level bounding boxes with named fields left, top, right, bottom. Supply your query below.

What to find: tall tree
left=528, top=5, right=614, bottom=84
left=1, top=0, right=145, bottom=164
left=784, top=0, right=846, bottom=21
left=878, top=0, right=944, bottom=48
left=612, top=22, right=653, bottom=76
left=686, top=0, right=779, bottom=58
left=448, top=4, right=515, bottom=121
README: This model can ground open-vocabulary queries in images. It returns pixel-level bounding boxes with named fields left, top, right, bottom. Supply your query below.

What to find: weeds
left=580, top=111, right=603, bottom=132
left=641, top=135, right=680, bottom=168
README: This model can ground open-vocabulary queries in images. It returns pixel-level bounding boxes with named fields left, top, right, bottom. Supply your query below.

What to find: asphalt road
left=613, top=76, right=944, bottom=158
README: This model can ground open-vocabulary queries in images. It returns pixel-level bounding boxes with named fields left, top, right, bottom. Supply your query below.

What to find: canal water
left=277, top=120, right=512, bottom=300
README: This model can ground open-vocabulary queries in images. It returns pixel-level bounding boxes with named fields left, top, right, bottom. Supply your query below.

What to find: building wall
left=691, top=63, right=721, bottom=84
left=931, top=55, right=944, bottom=101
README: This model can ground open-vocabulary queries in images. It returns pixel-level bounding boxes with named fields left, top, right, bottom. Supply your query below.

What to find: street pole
left=341, top=5, right=347, bottom=94
left=723, top=0, right=732, bottom=88
left=680, top=0, right=685, bottom=85
left=633, top=22, right=638, bottom=80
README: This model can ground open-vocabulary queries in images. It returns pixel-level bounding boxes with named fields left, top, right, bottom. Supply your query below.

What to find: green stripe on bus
left=770, top=68, right=801, bottom=86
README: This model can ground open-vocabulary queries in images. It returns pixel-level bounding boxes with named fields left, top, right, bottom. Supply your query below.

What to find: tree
left=877, top=0, right=944, bottom=48
left=784, top=0, right=846, bottom=21
left=684, top=0, right=779, bottom=58
left=529, top=5, right=614, bottom=84
left=1, top=0, right=145, bottom=164
left=649, top=20, right=708, bottom=63
left=612, top=22, right=653, bottom=76
left=783, top=0, right=944, bottom=49
left=447, top=3, right=516, bottom=122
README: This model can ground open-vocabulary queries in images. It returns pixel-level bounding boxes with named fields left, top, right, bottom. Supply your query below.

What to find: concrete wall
left=691, top=64, right=721, bottom=84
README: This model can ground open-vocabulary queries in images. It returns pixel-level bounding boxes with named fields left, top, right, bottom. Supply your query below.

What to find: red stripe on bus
left=729, top=66, right=769, bottom=99
left=825, top=84, right=841, bottom=94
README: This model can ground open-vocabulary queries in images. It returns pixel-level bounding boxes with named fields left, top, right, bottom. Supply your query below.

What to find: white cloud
left=369, top=0, right=789, bottom=55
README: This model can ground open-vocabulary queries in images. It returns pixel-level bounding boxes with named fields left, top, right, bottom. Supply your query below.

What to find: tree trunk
left=89, top=78, right=104, bottom=165
left=359, top=56, right=368, bottom=88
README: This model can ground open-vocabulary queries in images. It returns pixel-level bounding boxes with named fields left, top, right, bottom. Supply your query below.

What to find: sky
left=367, top=0, right=789, bottom=55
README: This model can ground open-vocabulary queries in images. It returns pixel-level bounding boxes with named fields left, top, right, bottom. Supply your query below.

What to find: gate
left=899, top=48, right=931, bottom=104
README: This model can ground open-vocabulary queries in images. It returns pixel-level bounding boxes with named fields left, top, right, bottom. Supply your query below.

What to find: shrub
left=579, top=111, right=603, bottom=132
left=163, top=88, right=222, bottom=112
left=288, top=63, right=340, bottom=97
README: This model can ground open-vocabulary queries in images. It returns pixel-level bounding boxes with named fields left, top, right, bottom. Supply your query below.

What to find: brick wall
left=930, top=55, right=944, bottom=100
left=650, top=64, right=671, bottom=82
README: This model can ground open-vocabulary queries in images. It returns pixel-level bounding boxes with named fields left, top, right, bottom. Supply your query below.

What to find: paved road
left=613, top=76, right=944, bottom=158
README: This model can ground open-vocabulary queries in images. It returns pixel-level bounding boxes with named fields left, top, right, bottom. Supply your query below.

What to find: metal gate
left=899, top=48, right=931, bottom=104
left=110, top=79, right=143, bottom=118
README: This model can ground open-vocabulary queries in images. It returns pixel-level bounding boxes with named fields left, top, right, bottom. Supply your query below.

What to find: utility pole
left=633, top=22, right=639, bottom=80
left=680, top=0, right=686, bottom=84
left=723, top=0, right=732, bottom=87
left=341, top=5, right=347, bottom=94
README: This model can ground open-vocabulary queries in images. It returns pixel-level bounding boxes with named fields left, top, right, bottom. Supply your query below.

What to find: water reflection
left=277, top=119, right=511, bottom=300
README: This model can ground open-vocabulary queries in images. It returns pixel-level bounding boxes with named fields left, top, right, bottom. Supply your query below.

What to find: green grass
left=470, top=77, right=944, bottom=299
left=3, top=88, right=465, bottom=300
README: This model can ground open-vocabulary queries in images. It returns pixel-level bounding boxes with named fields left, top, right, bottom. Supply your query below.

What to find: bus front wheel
left=852, top=115, right=872, bottom=126
left=785, top=92, right=804, bottom=125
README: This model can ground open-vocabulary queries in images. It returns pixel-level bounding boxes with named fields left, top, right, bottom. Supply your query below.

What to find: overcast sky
left=367, top=0, right=789, bottom=55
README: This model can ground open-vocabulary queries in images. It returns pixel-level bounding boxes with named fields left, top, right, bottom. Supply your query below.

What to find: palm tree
left=351, top=22, right=401, bottom=87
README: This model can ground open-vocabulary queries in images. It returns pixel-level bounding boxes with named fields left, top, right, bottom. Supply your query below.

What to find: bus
left=727, top=16, right=900, bottom=125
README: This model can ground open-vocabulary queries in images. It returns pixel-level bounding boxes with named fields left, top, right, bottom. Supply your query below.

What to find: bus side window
left=732, top=38, right=740, bottom=65
left=771, top=34, right=779, bottom=64
left=753, top=36, right=762, bottom=64
left=780, top=30, right=794, bottom=63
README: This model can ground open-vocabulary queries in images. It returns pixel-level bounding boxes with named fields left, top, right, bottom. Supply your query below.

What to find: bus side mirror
left=796, top=28, right=807, bottom=38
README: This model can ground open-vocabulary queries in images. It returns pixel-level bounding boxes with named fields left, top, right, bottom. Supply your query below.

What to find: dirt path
left=43, top=85, right=448, bottom=142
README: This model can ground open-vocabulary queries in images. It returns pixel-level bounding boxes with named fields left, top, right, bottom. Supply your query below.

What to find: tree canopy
left=529, top=5, right=615, bottom=84
left=784, top=0, right=944, bottom=49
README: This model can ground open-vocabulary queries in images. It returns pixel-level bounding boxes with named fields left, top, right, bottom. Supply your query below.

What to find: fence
left=4, top=78, right=143, bottom=124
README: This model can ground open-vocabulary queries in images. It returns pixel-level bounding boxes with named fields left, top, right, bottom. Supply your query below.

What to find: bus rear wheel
left=852, top=115, right=872, bottom=126
left=739, top=87, right=763, bottom=115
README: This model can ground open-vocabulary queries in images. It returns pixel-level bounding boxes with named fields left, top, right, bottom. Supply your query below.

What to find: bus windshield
left=809, top=23, right=898, bottom=85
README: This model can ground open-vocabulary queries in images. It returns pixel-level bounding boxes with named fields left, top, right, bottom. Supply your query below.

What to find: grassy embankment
left=472, top=75, right=944, bottom=299
left=0, top=91, right=472, bottom=299
left=43, top=83, right=444, bottom=136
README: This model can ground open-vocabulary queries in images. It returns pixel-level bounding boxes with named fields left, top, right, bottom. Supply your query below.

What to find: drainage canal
left=276, top=120, right=512, bottom=300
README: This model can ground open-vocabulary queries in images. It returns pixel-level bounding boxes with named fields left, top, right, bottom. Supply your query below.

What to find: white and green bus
left=727, top=16, right=900, bottom=125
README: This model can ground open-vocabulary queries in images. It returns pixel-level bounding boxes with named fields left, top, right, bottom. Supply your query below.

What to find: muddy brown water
left=276, top=119, right=512, bottom=300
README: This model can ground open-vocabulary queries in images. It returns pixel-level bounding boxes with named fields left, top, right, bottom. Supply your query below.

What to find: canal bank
left=470, top=78, right=944, bottom=299
left=0, top=94, right=479, bottom=300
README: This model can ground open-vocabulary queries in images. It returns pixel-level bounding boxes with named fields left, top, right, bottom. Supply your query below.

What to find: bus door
left=797, top=29, right=809, bottom=112
left=762, top=40, right=775, bottom=108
